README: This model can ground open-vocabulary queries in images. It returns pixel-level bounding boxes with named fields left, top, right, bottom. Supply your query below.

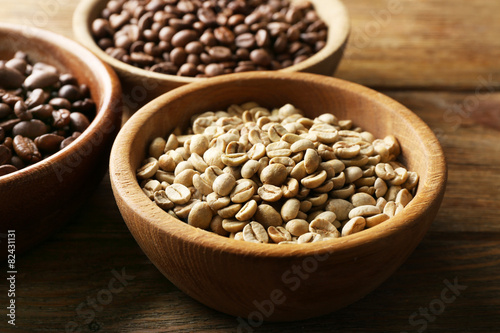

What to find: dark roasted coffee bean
left=59, top=84, right=80, bottom=102
left=49, top=97, right=72, bottom=110
left=171, top=29, right=198, bottom=47
left=29, top=104, right=53, bottom=119
left=60, top=135, right=77, bottom=150
left=204, top=63, right=224, bottom=77
left=178, top=63, right=198, bottom=76
left=0, top=103, right=12, bottom=118
left=3, top=136, right=13, bottom=150
left=90, top=0, right=328, bottom=77
left=92, top=18, right=113, bottom=39
left=59, top=73, right=79, bottom=86
left=0, top=164, right=17, bottom=177
left=24, top=69, right=59, bottom=90
left=199, top=30, right=217, bottom=46
left=214, top=26, right=235, bottom=44
left=185, top=41, right=204, bottom=54
left=0, top=144, right=12, bottom=165
left=130, top=52, right=155, bottom=66
left=250, top=48, right=271, bottom=66
left=12, top=119, right=48, bottom=139
left=10, top=156, right=24, bottom=170
left=14, top=100, right=32, bottom=121
left=170, top=47, right=188, bottom=66
left=255, top=29, right=270, bottom=47
left=1, top=93, right=23, bottom=107
left=150, top=62, right=178, bottom=74
left=52, top=109, right=71, bottom=128
left=208, top=46, right=232, bottom=61
left=235, top=33, right=255, bottom=49
left=186, top=54, right=200, bottom=65
left=197, top=7, right=217, bottom=25
left=13, top=135, right=41, bottom=163
left=69, top=112, right=91, bottom=133
left=0, top=127, right=5, bottom=142
left=35, top=133, right=65, bottom=152
left=5, top=58, right=27, bottom=74
left=0, top=118, right=21, bottom=132
left=25, top=88, right=48, bottom=109
left=0, top=63, right=25, bottom=89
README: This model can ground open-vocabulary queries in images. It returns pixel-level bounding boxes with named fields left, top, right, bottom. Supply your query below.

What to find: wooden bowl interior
left=111, top=72, right=446, bottom=320
left=0, top=23, right=121, bottom=253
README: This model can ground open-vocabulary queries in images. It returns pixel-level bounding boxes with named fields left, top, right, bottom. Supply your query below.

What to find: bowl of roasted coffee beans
left=109, top=71, right=446, bottom=321
left=0, top=23, right=122, bottom=255
left=74, top=0, right=349, bottom=109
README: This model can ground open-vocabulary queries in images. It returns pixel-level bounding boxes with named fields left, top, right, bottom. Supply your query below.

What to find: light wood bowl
left=0, top=24, right=122, bottom=256
left=109, top=71, right=446, bottom=321
left=73, top=0, right=350, bottom=111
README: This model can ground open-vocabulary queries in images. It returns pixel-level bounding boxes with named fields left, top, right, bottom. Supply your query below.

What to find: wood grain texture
left=1, top=0, right=500, bottom=332
left=109, top=71, right=447, bottom=321
left=0, top=24, right=122, bottom=256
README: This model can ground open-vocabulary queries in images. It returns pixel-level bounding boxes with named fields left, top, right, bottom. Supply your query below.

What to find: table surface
left=1, top=0, right=500, bottom=332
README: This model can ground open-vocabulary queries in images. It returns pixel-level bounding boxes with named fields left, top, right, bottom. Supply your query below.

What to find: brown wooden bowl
left=73, top=0, right=350, bottom=111
left=0, top=24, right=122, bottom=256
left=109, top=71, right=446, bottom=322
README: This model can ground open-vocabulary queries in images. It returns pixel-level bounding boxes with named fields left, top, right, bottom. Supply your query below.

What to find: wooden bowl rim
left=110, top=71, right=447, bottom=258
left=0, top=23, right=121, bottom=184
left=73, top=0, right=350, bottom=84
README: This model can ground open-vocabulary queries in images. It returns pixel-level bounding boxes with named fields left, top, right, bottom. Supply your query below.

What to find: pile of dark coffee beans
left=0, top=51, right=96, bottom=177
left=92, top=0, right=328, bottom=77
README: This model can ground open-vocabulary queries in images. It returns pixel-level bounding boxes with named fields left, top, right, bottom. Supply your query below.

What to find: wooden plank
left=2, top=91, right=499, bottom=332
left=335, top=0, right=500, bottom=89
left=386, top=91, right=500, bottom=232
left=2, top=0, right=499, bottom=89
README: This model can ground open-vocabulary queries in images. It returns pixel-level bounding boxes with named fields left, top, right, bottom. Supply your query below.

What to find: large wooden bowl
left=73, top=0, right=350, bottom=110
left=0, top=24, right=122, bottom=256
left=109, top=72, right=446, bottom=321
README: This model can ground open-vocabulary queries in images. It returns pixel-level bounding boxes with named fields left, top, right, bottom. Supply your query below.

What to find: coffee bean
left=250, top=49, right=271, bottom=66
left=5, top=58, right=27, bottom=74
left=0, top=103, right=11, bottom=118
left=14, top=101, right=32, bottom=121
left=185, top=41, right=204, bottom=54
left=25, top=88, right=48, bottom=109
left=52, top=109, right=71, bottom=128
left=12, top=119, right=48, bottom=139
left=0, top=144, right=12, bottom=165
left=178, top=63, right=197, bottom=76
left=34, top=133, right=65, bottom=152
left=49, top=97, right=72, bottom=110
left=170, top=47, right=188, bottom=66
left=255, top=29, right=270, bottom=47
left=92, top=18, right=113, bottom=39
left=69, top=112, right=90, bottom=133
left=28, top=104, right=53, bottom=119
left=13, top=135, right=41, bottom=163
left=171, top=29, right=198, bottom=47
left=0, top=63, right=25, bottom=89
left=0, top=119, right=21, bottom=132
left=91, top=0, right=328, bottom=77
left=235, top=33, right=255, bottom=49
left=24, top=70, right=59, bottom=90
left=204, top=63, right=224, bottom=77
left=214, top=26, right=235, bottom=44
left=0, top=164, right=17, bottom=177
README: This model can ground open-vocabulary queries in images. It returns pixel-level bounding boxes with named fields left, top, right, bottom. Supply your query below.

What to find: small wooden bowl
left=0, top=24, right=122, bottom=256
left=109, top=72, right=446, bottom=321
left=73, top=0, right=350, bottom=110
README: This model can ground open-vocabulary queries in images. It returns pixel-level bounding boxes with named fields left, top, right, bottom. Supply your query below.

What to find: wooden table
left=2, top=0, right=499, bottom=332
